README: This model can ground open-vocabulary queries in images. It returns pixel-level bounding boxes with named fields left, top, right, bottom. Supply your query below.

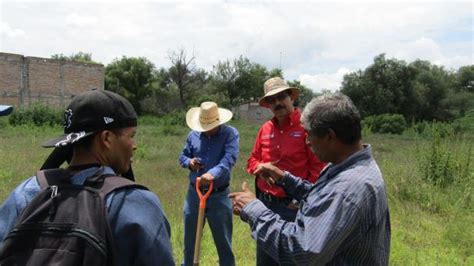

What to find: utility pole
left=279, top=51, right=282, bottom=70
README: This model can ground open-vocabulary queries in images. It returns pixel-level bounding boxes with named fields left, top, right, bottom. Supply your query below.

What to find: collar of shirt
left=197, top=125, right=223, bottom=139
left=271, top=108, right=301, bottom=129
left=70, top=166, right=116, bottom=185
left=316, top=144, right=373, bottom=185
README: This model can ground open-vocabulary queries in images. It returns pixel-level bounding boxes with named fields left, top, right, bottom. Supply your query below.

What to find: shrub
left=363, top=113, right=407, bottom=134
left=416, top=124, right=471, bottom=187
left=8, top=103, right=63, bottom=127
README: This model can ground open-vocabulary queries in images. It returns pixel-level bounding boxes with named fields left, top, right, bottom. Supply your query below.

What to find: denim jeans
left=182, top=184, right=235, bottom=266
left=256, top=199, right=298, bottom=266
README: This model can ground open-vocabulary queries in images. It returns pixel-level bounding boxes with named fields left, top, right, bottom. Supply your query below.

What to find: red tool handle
left=193, top=178, right=213, bottom=266
left=196, top=178, right=213, bottom=209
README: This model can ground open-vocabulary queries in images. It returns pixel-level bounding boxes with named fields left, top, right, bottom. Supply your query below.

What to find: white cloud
left=0, top=2, right=471, bottom=83
left=299, top=68, right=352, bottom=93
left=0, top=22, right=26, bottom=38
left=65, top=13, right=98, bottom=27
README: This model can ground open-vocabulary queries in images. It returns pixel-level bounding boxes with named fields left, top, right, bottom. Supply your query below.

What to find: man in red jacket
left=247, top=77, right=326, bottom=266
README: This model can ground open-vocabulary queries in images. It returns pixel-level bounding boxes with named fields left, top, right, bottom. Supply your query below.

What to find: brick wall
left=0, top=52, right=104, bottom=107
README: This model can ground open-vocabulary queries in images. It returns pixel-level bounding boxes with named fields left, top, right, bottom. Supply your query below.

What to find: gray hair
left=301, top=93, right=361, bottom=145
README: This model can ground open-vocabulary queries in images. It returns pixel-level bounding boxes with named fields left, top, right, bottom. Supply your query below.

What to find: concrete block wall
left=0, top=52, right=104, bottom=108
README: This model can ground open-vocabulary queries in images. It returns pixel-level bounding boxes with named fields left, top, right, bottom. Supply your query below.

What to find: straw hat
left=186, top=102, right=233, bottom=132
left=259, top=77, right=300, bottom=108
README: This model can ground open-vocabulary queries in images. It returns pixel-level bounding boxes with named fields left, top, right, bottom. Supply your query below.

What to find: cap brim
left=186, top=107, right=233, bottom=132
left=42, top=131, right=94, bottom=148
left=0, top=105, right=13, bottom=116
left=259, top=87, right=300, bottom=108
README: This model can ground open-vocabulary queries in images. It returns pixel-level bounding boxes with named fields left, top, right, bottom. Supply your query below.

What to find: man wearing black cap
left=0, top=90, right=175, bottom=265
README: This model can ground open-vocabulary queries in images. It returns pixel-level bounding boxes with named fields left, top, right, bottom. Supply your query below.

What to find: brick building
left=0, top=52, right=104, bottom=107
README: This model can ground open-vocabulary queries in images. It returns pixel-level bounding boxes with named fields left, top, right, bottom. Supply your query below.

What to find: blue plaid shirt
left=241, top=145, right=391, bottom=265
left=179, top=124, right=240, bottom=189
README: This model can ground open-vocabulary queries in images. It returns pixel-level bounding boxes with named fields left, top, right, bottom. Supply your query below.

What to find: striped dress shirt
left=241, top=145, right=391, bottom=265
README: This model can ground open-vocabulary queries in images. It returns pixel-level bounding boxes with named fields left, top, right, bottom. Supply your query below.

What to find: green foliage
left=211, top=55, right=282, bottom=106
left=105, top=56, right=156, bottom=114
left=341, top=54, right=472, bottom=122
left=452, top=109, right=474, bottom=132
left=51, top=52, right=98, bottom=64
left=8, top=103, right=62, bottom=127
left=287, top=80, right=314, bottom=108
left=416, top=124, right=471, bottom=188
left=456, top=65, right=474, bottom=93
left=166, top=49, right=209, bottom=107
left=363, top=113, right=407, bottom=134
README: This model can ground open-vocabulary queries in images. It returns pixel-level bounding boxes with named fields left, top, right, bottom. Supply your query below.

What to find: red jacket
left=247, top=108, right=326, bottom=198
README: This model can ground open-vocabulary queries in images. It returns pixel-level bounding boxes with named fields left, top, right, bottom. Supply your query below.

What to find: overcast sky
left=1, top=0, right=472, bottom=92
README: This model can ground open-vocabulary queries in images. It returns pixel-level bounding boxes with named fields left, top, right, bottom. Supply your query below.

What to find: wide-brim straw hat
left=186, top=102, right=233, bottom=132
left=259, top=77, right=300, bottom=108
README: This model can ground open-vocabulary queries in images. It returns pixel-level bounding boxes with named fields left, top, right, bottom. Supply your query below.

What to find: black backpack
left=0, top=168, right=147, bottom=266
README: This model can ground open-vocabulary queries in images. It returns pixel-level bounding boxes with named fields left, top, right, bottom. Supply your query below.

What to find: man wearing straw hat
left=178, top=101, right=239, bottom=266
left=247, top=77, right=326, bottom=265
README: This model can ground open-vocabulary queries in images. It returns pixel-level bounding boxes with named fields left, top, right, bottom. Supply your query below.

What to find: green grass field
left=0, top=117, right=473, bottom=265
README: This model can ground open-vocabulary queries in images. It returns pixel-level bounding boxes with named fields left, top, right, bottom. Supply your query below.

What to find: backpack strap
left=99, top=175, right=148, bottom=197
left=37, top=168, right=147, bottom=195
left=36, top=169, right=72, bottom=189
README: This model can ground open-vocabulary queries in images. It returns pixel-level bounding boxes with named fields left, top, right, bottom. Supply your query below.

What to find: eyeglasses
left=265, top=91, right=289, bottom=104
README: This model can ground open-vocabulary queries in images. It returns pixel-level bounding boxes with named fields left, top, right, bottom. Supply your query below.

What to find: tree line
left=52, top=52, right=473, bottom=122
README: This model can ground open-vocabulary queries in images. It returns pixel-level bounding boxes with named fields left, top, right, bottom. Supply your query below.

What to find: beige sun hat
left=186, top=101, right=233, bottom=132
left=259, top=77, right=300, bottom=108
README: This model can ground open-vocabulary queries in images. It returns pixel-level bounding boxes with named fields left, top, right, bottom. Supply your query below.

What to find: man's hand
left=189, top=158, right=204, bottom=172
left=198, top=173, right=214, bottom=186
left=253, top=162, right=285, bottom=185
left=229, top=182, right=257, bottom=216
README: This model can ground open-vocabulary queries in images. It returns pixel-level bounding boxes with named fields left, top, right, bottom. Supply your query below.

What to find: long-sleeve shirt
left=241, top=145, right=391, bottom=265
left=179, top=124, right=239, bottom=189
left=247, top=108, right=325, bottom=197
left=0, top=166, right=175, bottom=266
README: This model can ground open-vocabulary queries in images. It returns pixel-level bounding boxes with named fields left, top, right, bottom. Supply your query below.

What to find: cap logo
left=55, top=131, right=86, bottom=147
left=104, top=117, right=114, bottom=124
left=64, top=109, right=73, bottom=129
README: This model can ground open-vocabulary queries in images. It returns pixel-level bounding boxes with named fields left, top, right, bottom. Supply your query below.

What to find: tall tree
left=104, top=56, right=156, bottom=114
left=456, top=65, right=474, bottom=92
left=168, top=49, right=199, bottom=107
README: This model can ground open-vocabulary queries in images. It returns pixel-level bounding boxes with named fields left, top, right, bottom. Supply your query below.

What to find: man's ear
left=98, top=130, right=114, bottom=149
left=327, top=128, right=337, bottom=140
left=290, top=91, right=297, bottom=101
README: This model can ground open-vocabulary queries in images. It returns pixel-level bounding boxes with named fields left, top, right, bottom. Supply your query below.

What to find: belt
left=190, top=182, right=229, bottom=193
left=258, top=192, right=291, bottom=205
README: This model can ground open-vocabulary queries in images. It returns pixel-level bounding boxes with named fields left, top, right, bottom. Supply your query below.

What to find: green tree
left=410, top=60, right=451, bottom=121
left=456, top=65, right=474, bottom=92
left=51, top=52, right=97, bottom=64
left=212, top=56, right=280, bottom=106
left=104, top=56, right=156, bottom=114
left=287, top=80, right=314, bottom=107
left=167, top=49, right=207, bottom=107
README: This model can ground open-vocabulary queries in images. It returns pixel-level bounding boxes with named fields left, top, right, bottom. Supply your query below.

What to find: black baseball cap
left=42, top=89, right=137, bottom=148
left=0, top=105, right=13, bottom=116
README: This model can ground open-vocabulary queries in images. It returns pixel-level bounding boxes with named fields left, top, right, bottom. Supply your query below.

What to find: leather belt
left=190, top=182, right=229, bottom=193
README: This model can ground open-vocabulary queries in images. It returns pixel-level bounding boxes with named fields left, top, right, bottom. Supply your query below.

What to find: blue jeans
left=256, top=200, right=297, bottom=266
left=182, top=184, right=235, bottom=266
